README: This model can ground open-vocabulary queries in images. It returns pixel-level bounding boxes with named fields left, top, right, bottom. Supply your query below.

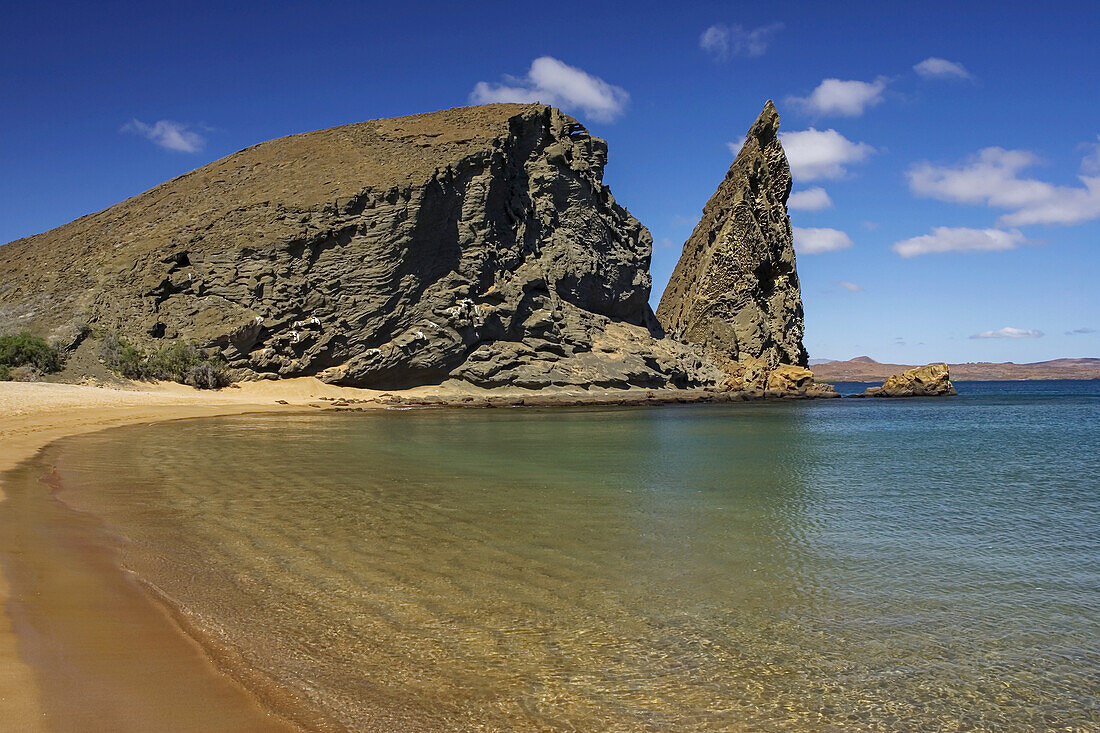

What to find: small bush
left=144, top=342, right=203, bottom=381
left=182, top=361, right=228, bottom=390
left=99, top=333, right=230, bottom=389
left=8, top=365, right=43, bottom=382
left=99, top=332, right=145, bottom=379
left=0, top=331, right=65, bottom=379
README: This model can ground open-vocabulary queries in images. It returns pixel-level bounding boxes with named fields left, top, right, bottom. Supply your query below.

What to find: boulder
left=720, top=358, right=837, bottom=398
left=859, top=363, right=956, bottom=397
left=719, top=356, right=772, bottom=395
left=766, top=364, right=838, bottom=399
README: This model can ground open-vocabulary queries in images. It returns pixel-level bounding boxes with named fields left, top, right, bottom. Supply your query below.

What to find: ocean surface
left=5, top=381, right=1100, bottom=730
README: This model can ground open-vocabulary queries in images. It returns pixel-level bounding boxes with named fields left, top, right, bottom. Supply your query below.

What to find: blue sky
left=2, top=0, right=1097, bottom=362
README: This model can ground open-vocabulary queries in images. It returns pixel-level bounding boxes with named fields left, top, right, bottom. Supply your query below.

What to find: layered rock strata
left=0, top=104, right=714, bottom=389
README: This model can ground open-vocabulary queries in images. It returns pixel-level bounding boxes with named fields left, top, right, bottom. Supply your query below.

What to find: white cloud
left=788, top=77, right=888, bottom=117
left=699, top=22, right=783, bottom=60
left=672, top=213, right=700, bottom=230
left=726, top=136, right=746, bottom=157
left=891, top=226, right=1025, bottom=257
left=470, top=56, right=629, bottom=122
left=970, top=327, right=1044, bottom=339
left=1081, top=136, right=1100, bottom=175
left=837, top=281, right=863, bottom=292
left=787, top=186, right=833, bottom=211
left=700, top=26, right=728, bottom=57
left=121, top=119, right=205, bottom=153
left=914, top=57, right=972, bottom=80
left=793, top=227, right=853, bottom=254
left=1065, top=327, right=1095, bottom=335
left=777, top=128, right=875, bottom=181
left=907, top=146, right=1100, bottom=226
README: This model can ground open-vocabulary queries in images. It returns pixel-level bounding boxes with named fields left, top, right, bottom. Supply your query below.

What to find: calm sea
left=8, top=381, right=1100, bottom=730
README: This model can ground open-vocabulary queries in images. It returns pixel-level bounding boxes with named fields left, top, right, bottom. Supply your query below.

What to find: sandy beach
left=0, top=377, right=704, bottom=729
left=0, top=378, right=403, bottom=730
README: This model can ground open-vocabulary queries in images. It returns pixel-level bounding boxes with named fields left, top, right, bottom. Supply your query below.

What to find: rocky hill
left=0, top=104, right=714, bottom=389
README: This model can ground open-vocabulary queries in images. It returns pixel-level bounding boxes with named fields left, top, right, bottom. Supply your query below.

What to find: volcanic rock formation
left=656, top=101, right=808, bottom=371
left=858, top=363, right=956, bottom=397
left=0, top=104, right=714, bottom=389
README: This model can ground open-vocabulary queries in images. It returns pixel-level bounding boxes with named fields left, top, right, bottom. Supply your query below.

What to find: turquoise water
left=23, top=381, right=1100, bottom=730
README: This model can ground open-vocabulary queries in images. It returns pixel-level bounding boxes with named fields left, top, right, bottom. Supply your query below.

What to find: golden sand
left=0, top=377, right=680, bottom=728
left=0, top=377, right=403, bottom=730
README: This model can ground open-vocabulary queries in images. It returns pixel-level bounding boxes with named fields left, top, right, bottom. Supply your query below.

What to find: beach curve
left=0, top=378, right=396, bottom=730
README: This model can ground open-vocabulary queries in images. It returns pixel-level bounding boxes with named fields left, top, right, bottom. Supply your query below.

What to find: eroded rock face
left=0, top=104, right=715, bottom=389
left=655, top=101, right=807, bottom=370
left=860, top=363, right=956, bottom=397
left=719, top=358, right=837, bottom=399
left=766, top=364, right=838, bottom=399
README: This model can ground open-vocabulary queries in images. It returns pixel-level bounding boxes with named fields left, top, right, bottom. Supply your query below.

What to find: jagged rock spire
left=656, top=100, right=808, bottom=368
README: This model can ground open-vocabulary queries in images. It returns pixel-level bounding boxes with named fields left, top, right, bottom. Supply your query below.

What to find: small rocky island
left=856, top=363, right=956, bottom=398
left=0, top=101, right=947, bottom=400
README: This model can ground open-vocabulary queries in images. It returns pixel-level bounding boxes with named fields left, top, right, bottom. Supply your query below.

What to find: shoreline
left=0, top=380, right=334, bottom=729
left=0, top=377, right=447, bottom=729
left=2, top=443, right=315, bottom=731
left=0, top=377, right=762, bottom=729
left=1, top=378, right=1093, bottom=728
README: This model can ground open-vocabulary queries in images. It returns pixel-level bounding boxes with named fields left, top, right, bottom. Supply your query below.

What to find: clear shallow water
left=17, top=381, right=1100, bottom=730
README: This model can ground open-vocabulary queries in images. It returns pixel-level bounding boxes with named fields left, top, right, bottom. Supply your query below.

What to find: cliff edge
left=0, top=104, right=712, bottom=389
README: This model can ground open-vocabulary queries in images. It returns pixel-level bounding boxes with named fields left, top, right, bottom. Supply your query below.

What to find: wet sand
left=0, top=378, right=722, bottom=729
left=0, top=378, right=393, bottom=730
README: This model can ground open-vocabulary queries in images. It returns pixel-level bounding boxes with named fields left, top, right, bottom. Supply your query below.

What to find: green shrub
left=99, top=333, right=230, bottom=389
left=182, top=361, right=228, bottom=390
left=8, top=365, right=43, bottom=382
left=0, top=331, right=64, bottom=379
left=144, top=342, right=202, bottom=380
left=98, top=332, right=145, bottom=379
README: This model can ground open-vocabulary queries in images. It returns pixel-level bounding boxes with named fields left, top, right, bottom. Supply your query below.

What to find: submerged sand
left=1, top=377, right=712, bottom=729
left=0, top=378, right=406, bottom=730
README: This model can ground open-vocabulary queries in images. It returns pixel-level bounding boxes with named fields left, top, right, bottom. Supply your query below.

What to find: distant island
left=812, top=356, right=1100, bottom=382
